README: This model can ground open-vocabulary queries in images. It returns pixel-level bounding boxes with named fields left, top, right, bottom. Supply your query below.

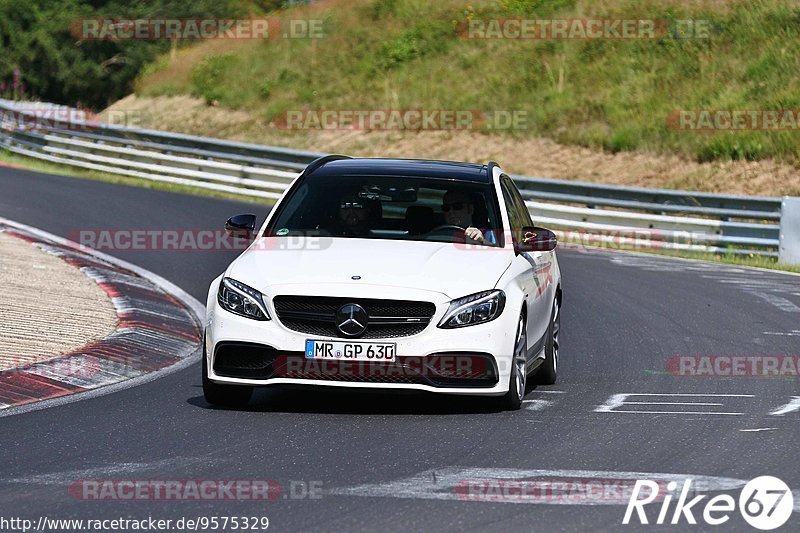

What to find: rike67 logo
left=623, top=476, right=793, bottom=530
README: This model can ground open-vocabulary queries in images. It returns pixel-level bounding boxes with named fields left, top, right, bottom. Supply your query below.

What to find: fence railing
left=1, top=99, right=796, bottom=262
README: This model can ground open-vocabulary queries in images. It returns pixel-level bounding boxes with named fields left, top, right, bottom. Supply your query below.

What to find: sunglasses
left=441, top=202, right=467, bottom=212
left=340, top=201, right=364, bottom=209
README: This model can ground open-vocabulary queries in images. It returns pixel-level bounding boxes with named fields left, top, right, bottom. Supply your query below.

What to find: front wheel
left=202, top=340, right=253, bottom=408
left=534, top=301, right=560, bottom=385
left=499, top=313, right=527, bottom=411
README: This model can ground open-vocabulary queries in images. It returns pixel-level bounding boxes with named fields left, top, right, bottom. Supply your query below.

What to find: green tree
left=0, top=0, right=251, bottom=108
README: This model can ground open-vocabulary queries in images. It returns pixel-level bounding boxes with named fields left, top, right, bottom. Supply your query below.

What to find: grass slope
left=136, top=0, right=800, bottom=165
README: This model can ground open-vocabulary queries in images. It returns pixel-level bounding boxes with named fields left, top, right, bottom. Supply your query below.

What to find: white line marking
left=744, top=291, right=800, bottom=312
left=522, top=399, right=554, bottom=411
left=594, top=393, right=629, bottom=412
left=740, top=428, right=777, bottom=432
left=0, top=217, right=205, bottom=419
left=595, top=393, right=751, bottom=415
left=623, top=402, right=723, bottom=406
left=602, top=246, right=800, bottom=279
left=329, top=467, right=750, bottom=507
left=770, top=396, right=800, bottom=416
left=616, top=392, right=755, bottom=398
left=6, top=457, right=209, bottom=485
left=764, top=332, right=800, bottom=336
left=536, top=390, right=566, bottom=394
left=605, top=410, right=744, bottom=416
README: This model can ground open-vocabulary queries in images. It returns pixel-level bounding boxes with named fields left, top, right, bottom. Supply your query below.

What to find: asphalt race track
left=1, top=166, right=798, bottom=532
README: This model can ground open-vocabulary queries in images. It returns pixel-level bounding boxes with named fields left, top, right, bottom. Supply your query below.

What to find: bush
left=191, top=55, right=233, bottom=104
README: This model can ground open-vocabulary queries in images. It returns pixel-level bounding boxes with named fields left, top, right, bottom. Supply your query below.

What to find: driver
left=441, top=190, right=496, bottom=244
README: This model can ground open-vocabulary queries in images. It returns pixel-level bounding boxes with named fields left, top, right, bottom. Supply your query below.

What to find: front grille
left=213, top=343, right=498, bottom=387
left=273, top=296, right=436, bottom=339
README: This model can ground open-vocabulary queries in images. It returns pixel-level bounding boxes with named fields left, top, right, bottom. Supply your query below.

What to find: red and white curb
left=0, top=217, right=204, bottom=416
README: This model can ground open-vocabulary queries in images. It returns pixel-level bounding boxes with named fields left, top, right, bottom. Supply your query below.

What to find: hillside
left=106, top=0, right=800, bottom=194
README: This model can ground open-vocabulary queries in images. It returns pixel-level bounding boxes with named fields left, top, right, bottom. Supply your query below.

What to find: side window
left=503, top=176, right=533, bottom=227
left=501, top=182, right=522, bottom=245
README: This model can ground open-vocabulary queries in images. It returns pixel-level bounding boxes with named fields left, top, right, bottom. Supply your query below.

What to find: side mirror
left=516, top=226, right=557, bottom=253
left=224, top=214, right=257, bottom=238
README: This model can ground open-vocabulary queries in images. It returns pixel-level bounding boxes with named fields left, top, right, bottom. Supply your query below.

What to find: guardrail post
left=779, top=196, right=800, bottom=265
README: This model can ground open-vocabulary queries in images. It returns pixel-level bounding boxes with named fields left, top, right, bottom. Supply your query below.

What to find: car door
left=499, top=178, right=538, bottom=361
left=501, top=176, right=553, bottom=355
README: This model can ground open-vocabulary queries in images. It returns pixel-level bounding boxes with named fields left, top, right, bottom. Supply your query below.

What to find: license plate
left=305, top=340, right=396, bottom=362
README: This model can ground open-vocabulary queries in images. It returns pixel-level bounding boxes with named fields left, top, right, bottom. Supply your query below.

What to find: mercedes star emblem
left=335, top=303, right=369, bottom=337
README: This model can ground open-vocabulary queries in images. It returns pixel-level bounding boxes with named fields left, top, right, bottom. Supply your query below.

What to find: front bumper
left=205, top=289, right=518, bottom=396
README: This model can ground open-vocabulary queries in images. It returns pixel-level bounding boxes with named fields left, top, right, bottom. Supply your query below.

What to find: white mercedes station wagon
left=204, top=156, right=561, bottom=410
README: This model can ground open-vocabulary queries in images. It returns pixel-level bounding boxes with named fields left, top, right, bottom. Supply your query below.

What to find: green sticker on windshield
left=276, top=228, right=289, bottom=236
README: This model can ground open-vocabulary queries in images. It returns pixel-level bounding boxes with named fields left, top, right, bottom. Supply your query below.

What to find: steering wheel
left=426, top=224, right=480, bottom=244
left=428, top=224, right=466, bottom=235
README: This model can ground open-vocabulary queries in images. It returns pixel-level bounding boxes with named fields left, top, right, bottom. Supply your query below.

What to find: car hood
left=228, top=237, right=513, bottom=299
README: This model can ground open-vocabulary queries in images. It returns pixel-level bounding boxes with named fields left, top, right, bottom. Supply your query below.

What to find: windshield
left=266, top=175, right=504, bottom=247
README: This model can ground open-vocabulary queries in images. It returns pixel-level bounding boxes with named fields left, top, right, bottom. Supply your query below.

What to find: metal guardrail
left=513, top=175, right=782, bottom=220
left=0, top=99, right=794, bottom=260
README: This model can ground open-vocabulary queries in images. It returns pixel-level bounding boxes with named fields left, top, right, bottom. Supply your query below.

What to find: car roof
left=307, top=158, right=493, bottom=183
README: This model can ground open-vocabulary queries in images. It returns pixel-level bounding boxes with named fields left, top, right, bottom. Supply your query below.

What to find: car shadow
left=187, top=383, right=543, bottom=415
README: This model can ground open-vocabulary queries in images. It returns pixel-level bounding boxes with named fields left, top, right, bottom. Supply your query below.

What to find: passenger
left=337, top=191, right=374, bottom=237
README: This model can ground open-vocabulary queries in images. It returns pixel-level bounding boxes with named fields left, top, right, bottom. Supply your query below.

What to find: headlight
left=217, top=278, right=270, bottom=321
left=438, top=290, right=505, bottom=329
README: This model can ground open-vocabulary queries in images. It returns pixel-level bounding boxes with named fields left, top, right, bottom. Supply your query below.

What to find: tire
left=499, top=313, right=527, bottom=411
left=534, top=300, right=560, bottom=385
left=202, top=339, right=253, bottom=408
